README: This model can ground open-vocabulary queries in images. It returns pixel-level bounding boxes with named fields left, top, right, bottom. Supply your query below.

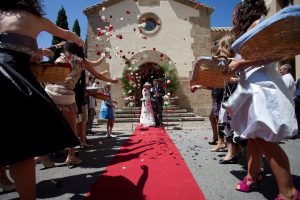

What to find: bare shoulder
left=0, top=10, right=45, bottom=37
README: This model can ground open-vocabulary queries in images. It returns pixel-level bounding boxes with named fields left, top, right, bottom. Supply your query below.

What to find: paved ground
left=1, top=119, right=300, bottom=200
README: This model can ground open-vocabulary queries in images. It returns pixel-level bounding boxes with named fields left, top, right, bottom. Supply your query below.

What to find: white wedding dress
left=140, top=88, right=156, bottom=127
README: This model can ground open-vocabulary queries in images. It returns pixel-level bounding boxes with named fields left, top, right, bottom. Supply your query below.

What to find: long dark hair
left=64, top=42, right=85, bottom=59
left=232, top=0, right=268, bottom=38
left=0, top=0, right=45, bottom=17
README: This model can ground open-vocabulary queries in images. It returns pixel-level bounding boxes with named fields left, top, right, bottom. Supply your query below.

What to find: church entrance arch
left=122, top=50, right=177, bottom=106
left=135, top=62, right=164, bottom=106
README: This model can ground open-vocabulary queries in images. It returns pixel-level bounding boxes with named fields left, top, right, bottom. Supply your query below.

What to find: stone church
left=83, top=0, right=299, bottom=117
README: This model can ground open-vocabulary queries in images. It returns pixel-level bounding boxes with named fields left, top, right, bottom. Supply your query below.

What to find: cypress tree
left=72, top=19, right=81, bottom=37
left=51, top=6, right=69, bottom=61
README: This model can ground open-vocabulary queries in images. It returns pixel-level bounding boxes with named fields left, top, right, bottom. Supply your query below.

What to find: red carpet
left=86, top=126, right=205, bottom=200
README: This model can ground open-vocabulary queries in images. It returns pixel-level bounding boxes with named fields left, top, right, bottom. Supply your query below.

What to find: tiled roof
left=84, top=0, right=213, bottom=15
left=211, top=27, right=232, bottom=32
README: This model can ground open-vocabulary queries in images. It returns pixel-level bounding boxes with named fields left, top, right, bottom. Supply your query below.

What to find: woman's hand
left=111, top=78, right=119, bottom=83
left=224, top=58, right=242, bottom=75
left=31, top=48, right=54, bottom=62
left=191, top=85, right=201, bottom=93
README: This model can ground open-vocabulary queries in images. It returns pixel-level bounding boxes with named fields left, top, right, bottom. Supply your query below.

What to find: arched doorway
left=135, top=62, right=164, bottom=106
left=122, top=50, right=178, bottom=106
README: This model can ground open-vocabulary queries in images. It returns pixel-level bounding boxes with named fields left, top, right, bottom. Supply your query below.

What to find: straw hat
left=143, top=82, right=152, bottom=87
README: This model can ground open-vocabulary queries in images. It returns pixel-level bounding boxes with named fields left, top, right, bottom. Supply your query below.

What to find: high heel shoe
left=0, top=183, right=16, bottom=192
left=236, top=172, right=264, bottom=192
left=64, top=157, right=82, bottom=168
left=275, top=190, right=300, bottom=200
left=210, top=143, right=226, bottom=152
left=208, top=138, right=218, bottom=145
left=41, top=160, right=55, bottom=169
left=219, top=156, right=238, bottom=164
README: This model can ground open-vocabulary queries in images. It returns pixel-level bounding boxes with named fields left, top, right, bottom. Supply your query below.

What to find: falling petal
left=108, top=24, right=113, bottom=31
left=102, top=7, right=106, bottom=11
left=116, top=34, right=123, bottom=39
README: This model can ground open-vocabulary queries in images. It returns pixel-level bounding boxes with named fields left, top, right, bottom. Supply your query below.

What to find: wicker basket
left=233, top=5, right=300, bottom=61
left=31, top=62, right=72, bottom=83
left=190, top=56, right=228, bottom=89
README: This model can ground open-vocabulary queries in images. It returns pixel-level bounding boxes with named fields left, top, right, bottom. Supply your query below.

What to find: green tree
left=51, top=6, right=69, bottom=61
left=72, top=19, right=81, bottom=37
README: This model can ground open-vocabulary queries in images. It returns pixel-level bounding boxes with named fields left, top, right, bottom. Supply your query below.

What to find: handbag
left=222, top=84, right=252, bottom=116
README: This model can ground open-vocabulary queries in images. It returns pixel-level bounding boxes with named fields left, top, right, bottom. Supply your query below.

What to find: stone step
left=116, top=105, right=180, bottom=111
left=115, top=109, right=188, bottom=114
left=97, top=116, right=205, bottom=123
left=114, top=112, right=196, bottom=118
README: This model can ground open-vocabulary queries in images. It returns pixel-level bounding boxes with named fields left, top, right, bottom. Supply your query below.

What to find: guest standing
left=99, top=83, right=117, bottom=138
left=150, top=79, right=165, bottom=127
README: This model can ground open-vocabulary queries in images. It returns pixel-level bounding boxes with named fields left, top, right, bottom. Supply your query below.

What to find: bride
left=140, top=82, right=156, bottom=127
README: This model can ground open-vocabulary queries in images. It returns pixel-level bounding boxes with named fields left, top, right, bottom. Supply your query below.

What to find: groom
left=150, top=79, right=165, bottom=127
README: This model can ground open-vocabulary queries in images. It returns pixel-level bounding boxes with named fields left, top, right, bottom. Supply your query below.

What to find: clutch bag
left=222, top=84, right=252, bottom=116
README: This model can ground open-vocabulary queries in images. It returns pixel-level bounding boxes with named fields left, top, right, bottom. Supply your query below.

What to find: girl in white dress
left=228, top=1, right=299, bottom=199
left=139, top=82, right=156, bottom=127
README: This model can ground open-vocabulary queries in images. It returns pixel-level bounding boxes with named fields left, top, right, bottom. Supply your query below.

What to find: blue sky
left=38, top=0, right=240, bottom=48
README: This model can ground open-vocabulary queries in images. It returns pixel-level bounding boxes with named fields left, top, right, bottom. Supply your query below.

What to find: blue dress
left=99, top=93, right=114, bottom=120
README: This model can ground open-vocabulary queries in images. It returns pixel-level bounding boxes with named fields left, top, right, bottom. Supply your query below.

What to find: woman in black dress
left=0, top=1, right=84, bottom=199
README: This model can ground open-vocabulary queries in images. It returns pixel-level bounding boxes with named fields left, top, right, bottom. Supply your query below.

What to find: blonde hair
left=216, top=34, right=236, bottom=57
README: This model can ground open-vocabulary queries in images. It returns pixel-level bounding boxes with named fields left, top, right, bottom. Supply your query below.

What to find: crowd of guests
left=0, top=0, right=300, bottom=200
left=190, top=1, right=300, bottom=200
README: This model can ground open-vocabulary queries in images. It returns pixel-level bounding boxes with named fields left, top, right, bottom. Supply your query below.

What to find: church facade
left=83, top=0, right=299, bottom=116
left=84, top=0, right=230, bottom=116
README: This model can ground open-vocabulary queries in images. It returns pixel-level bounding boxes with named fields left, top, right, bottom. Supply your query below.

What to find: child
left=228, top=1, right=299, bottom=199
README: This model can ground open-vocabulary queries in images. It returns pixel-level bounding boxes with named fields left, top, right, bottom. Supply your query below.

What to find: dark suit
left=150, top=85, right=165, bottom=126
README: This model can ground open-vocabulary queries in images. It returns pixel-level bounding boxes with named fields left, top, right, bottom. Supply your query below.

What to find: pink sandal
left=236, top=172, right=263, bottom=192
left=275, top=190, right=300, bottom=200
